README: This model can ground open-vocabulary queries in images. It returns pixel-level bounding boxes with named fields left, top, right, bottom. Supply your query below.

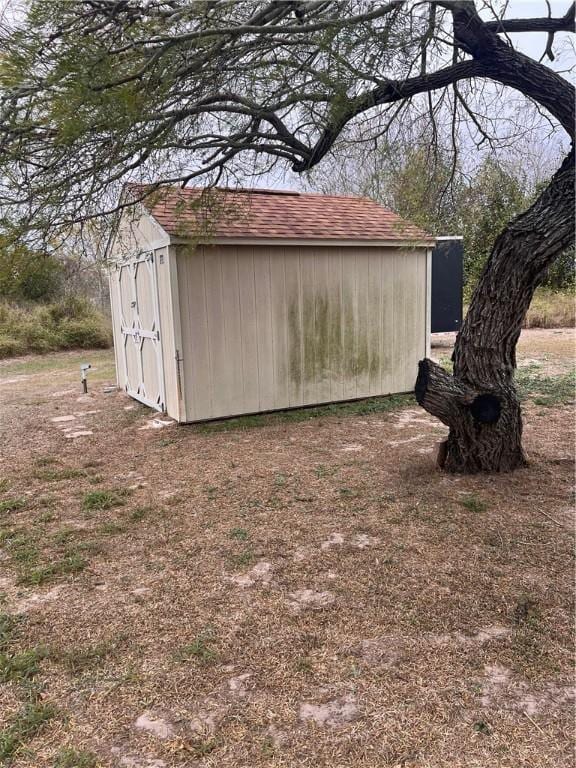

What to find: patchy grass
left=34, top=510, right=56, bottom=524
left=0, top=525, right=92, bottom=586
left=34, top=456, right=58, bottom=467
left=129, top=506, right=153, bottom=522
left=173, top=629, right=218, bottom=665
left=314, top=464, right=338, bottom=478
left=513, top=595, right=542, bottom=627
left=99, top=521, right=127, bottom=535
left=82, top=489, right=129, bottom=512
left=0, top=530, right=39, bottom=566
left=509, top=596, right=553, bottom=674
left=229, top=549, right=255, bottom=568
left=516, top=366, right=575, bottom=406
left=0, top=647, right=47, bottom=684
left=17, top=551, right=88, bottom=587
left=53, top=748, right=98, bottom=768
left=229, top=527, right=249, bottom=541
left=0, top=703, right=57, bottom=762
left=338, top=486, right=361, bottom=499
left=52, top=641, right=116, bottom=676
left=0, top=613, right=20, bottom=651
left=194, top=393, right=414, bottom=433
left=188, top=737, right=220, bottom=758
left=0, top=498, right=27, bottom=514
left=0, top=613, right=57, bottom=762
left=0, top=336, right=573, bottom=767
left=51, top=529, right=77, bottom=546
left=459, top=495, right=489, bottom=513
left=33, top=468, right=86, bottom=482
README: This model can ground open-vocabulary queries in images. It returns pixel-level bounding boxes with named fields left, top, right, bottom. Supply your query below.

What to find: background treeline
left=0, top=231, right=112, bottom=358
left=378, top=147, right=574, bottom=295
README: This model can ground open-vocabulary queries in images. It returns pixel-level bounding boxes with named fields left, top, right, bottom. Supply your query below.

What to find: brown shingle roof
left=128, top=185, right=434, bottom=244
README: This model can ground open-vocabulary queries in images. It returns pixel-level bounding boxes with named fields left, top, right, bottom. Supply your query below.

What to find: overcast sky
left=486, top=0, right=574, bottom=77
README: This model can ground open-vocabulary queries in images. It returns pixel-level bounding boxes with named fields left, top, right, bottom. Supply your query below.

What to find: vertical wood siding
left=177, top=244, right=427, bottom=421
left=113, top=206, right=169, bottom=256
left=155, top=246, right=180, bottom=420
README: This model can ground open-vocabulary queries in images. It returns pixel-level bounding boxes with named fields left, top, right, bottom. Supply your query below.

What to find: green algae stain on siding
left=313, top=292, right=330, bottom=378
left=355, top=312, right=369, bottom=380
left=302, top=293, right=315, bottom=381
left=367, top=278, right=383, bottom=382
left=342, top=284, right=355, bottom=379
left=287, top=288, right=378, bottom=385
left=287, top=297, right=302, bottom=387
left=327, top=290, right=343, bottom=381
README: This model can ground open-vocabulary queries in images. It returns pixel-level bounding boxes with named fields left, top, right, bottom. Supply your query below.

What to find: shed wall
left=176, top=244, right=427, bottom=421
left=112, top=204, right=169, bottom=256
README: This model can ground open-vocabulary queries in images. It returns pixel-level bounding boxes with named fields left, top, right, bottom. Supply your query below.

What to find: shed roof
left=127, top=185, right=434, bottom=244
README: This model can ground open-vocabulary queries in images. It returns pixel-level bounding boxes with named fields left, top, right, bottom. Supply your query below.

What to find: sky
left=490, top=0, right=574, bottom=76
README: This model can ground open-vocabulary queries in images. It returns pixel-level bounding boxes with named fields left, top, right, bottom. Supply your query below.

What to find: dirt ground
left=431, top=327, right=575, bottom=375
left=0, top=329, right=574, bottom=768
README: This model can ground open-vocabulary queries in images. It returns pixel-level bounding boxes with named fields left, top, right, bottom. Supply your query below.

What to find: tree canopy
left=0, top=1, right=573, bottom=235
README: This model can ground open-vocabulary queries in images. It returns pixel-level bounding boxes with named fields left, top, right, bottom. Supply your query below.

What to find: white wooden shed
left=108, top=186, right=434, bottom=422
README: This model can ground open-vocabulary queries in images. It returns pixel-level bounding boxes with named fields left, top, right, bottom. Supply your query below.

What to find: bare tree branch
left=483, top=2, right=575, bottom=35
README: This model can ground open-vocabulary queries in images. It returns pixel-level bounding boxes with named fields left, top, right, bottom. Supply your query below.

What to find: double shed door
left=112, top=251, right=166, bottom=411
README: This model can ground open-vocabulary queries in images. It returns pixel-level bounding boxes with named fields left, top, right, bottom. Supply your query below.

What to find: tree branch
left=445, top=1, right=575, bottom=137
left=484, top=3, right=575, bottom=35
left=293, top=58, right=485, bottom=170
left=415, top=358, right=477, bottom=427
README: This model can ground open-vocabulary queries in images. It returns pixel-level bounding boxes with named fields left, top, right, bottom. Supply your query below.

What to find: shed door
left=116, top=252, right=166, bottom=411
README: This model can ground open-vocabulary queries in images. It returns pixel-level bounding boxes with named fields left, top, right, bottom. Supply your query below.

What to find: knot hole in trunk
left=469, top=393, right=501, bottom=424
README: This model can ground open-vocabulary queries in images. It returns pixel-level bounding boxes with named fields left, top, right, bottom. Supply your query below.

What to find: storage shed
left=108, top=186, right=435, bottom=422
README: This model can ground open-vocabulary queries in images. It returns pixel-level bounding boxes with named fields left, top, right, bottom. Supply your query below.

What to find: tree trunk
left=416, top=148, right=575, bottom=473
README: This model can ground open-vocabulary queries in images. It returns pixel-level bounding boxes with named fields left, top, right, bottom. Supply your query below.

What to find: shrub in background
left=524, top=288, right=575, bottom=329
left=542, top=247, right=575, bottom=291
left=0, top=230, right=112, bottom=358
left=0, top=238, right=63, bottom=302
left=0, top=298, right=112, bottom=359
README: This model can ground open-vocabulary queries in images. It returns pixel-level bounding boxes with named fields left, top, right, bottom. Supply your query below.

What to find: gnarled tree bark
left=416, top=148, right=575, bottom=473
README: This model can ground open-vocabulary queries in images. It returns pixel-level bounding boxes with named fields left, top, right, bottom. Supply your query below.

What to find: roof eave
left=167, top=235, right=436, bottom=248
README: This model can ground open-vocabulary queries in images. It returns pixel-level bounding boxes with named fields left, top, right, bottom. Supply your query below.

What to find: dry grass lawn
left=523, top=290, right=574, bottom=330
left=0, top=329, right=574, bottom=768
